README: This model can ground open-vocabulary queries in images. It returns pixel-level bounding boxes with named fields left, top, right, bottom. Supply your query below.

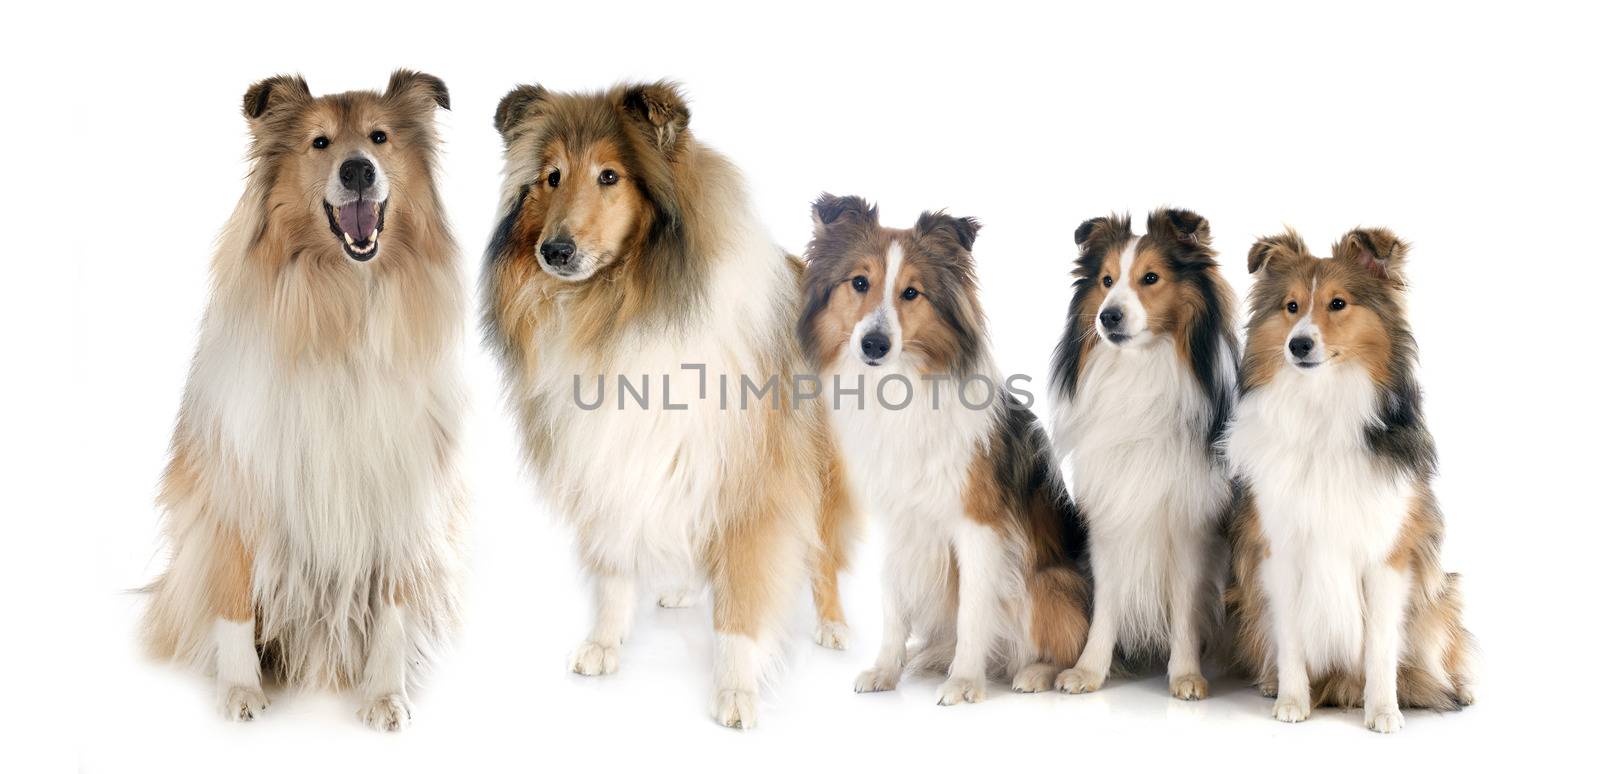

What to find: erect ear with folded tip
left=1148, top=208, right=1214, bottom=259
left=1334, top=227, right=1409, bottom=281
left=386, top=69, right=450, bottom=111
left=494, top=84, right=548, bottom=143
left=1073, top=214, right=1134, bottom=258
left=914, top=211, right=982, bottom=252
left=811, top=193, right=880, bottom=234
left=1247, top=231, right=1310, bottom=274
left=621, top=81, right=691, bottom=154
left=242, top=74, right=310, bottom=122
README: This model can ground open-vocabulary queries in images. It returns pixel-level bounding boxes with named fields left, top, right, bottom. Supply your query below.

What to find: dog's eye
left=312, top=136, right=330, bottom=150
left=1329, top=297, right=1347, bottom=311
left=901, top=287, right=919, bottom=301
left=547, top=169, right=561, bottom=188
left=851, top=275, right=869, bottom=293
left=598, top=169, right=619, bottom=186
left=1286, top=300, right=1299, bottom=314
left=1102, top=275, right=1113, bottom=288
left=1142, top=272, right=1159, bottom=285
left=370, top=130, right=387, bottom=144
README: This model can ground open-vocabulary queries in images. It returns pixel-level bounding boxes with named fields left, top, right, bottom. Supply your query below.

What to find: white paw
left=657, top=588, right=699, bottom=608
left=1170, top=673, right=1210, bottom=701
left=936, top=675, right=986, bottom=706
left=1011, top=663, right=1057, bottom=693
left=217, top=684, right=269, bottom=722
left=813, top=620, right=849, bottom=650
left=853, top=666, right=901, bottom=693
left=569, top=640, right=620, bottom=676
left=357, top=694, right=412, bottom=733
left=712, top=689, right=758, bottom=729
left=1054, top=667, right=1105, bottom=694
left=1366, top=706, right=1404, bottom=734
left=1273, top=695, right=1311, bottom=723
left=1456, top=684, right=1476, bottom=706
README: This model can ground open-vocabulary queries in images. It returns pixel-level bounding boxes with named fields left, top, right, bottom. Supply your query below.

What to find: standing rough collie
left=142, top=71, right=464, bottom=732
left=1049, top=210, right=1237, bottom=699
left=800, top=195, right=1091, bottom=705
left=1224, top=228, right=1475, bottom=732
left=482, top=82, right=856, bottom=729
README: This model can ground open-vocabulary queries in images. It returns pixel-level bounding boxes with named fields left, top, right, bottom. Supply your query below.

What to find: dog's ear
left=914, top=211, right=982, bottom=252
left=1333, top=227, right=1408, bottom=282
left=1246, top=231, right=1309, bottom=274
left=1147, top=208, right=1214, bottom=260
left=1073, top=214, right=1133, bottom=257
left=242, top=74, right=310, bottom=122
left=621, top=81, right=691, bottom=154
left=386, top=69, right=450, bottom=111
left=494, top=84, right=548, bottom=143
left=811, top=193, right=879, bottom=234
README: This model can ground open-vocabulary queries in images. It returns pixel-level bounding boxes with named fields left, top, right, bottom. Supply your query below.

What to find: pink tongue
left=337, top=201, right=377, bottom=242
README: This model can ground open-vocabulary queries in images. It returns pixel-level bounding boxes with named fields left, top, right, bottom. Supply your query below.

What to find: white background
left=6, top=1, right=1597, bottom=771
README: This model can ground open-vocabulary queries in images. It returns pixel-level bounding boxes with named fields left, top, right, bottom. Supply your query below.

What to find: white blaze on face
left=1286, top=277, right=1329, bottom=366
left=1096, top=238, right=1150, bottom=345
left=849, top=239, right=906, bottom=365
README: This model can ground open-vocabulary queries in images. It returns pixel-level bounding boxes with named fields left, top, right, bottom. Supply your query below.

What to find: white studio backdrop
left=3, top=1, right=1596, bottom=771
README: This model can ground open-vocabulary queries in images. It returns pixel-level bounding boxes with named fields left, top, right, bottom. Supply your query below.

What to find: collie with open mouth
left=1048, top=210, right=1238, bottom=699
left=482, top=81, right=857, bottom=729
left=800, top=195, right=1091, bottom=705
left=141, top=71, right=465, bottom=731
left=1223, top=228, right=1476, bottom=732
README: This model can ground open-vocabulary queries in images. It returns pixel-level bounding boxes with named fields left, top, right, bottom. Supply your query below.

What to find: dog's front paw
left=217, top=684, right=269, bottom=722
left=569, top=640, right=620, bottom=676
left=1259, top=678, right=1279, bottom=698
left=814, top=620, right=849, bottom=650
left=1011, top=663, right=1057, bottom=693
left=936, top=675, right=986, bottom=706
left=1054, top=667, right=1105, bottom=694
left=712, top=689, right=758, bottom=729
left=1366, top=705, right=1404, bottom=734
left=854, top=666, right=901, bottom=693
left=358, top=694, right=412, bottom=733
left=1273, top=694, right=1311, bottom=723
left=1170, top=673, right=1210, bottom=701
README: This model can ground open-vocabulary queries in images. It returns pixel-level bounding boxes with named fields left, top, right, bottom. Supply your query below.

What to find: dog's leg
left=206, top=526, right=266, bottom=721
left=1264, top=551, right=1311, bottom=723
left=570, top=570, right=634, bottom=676
left=937, top=521, right=1003, bottom=706
left=1057, top=565, right=1119, bottom=694
left=706, top=510, right=799, bottom=729
left=357, top=602, right=412, bottom=732
left=854, top=585, right=907, bottom=693
left=1166, top=528, right=1210, bottom=700
left=1362, top=563, right=1409, bottom=733
left=657, top=564, right=701, bottom=609
left=810, top=454, right=855, bottom=650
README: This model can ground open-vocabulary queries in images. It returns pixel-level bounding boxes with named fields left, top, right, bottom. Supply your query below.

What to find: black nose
left=339, top=158, right=377, bottom=193
left=1289, top=336, right=1315, bottom=358
left=540, top=236, right=576, bottom=267
left=860, top=332, right=891, bottom=360
left=1099, top=307, right=1124, bottom=330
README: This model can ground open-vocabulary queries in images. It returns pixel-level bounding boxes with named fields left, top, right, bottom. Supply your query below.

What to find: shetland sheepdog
left=799, top=195, right=1091, bottom=705
left=142, top=71, right=464, bottom=732
left=1224, top=228, right=1475, bottom=732
left=1048, top=210, right=1238, bottom=699
left=481, top=82, right=856, bottom=729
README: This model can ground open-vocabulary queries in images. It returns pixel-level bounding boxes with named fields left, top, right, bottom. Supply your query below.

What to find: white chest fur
left=1227, top=364, right=1414, bottom=670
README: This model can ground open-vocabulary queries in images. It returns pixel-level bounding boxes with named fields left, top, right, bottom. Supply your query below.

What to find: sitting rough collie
left=1048, top=210, right=1237, bottom=699
left=142, top=71, right=464, bottom=732
left=800, top=195, right=1091, bottom=705
left=1224, top=228, right=1475, bottom=732
left=482, top=81, right=856, bottom=729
